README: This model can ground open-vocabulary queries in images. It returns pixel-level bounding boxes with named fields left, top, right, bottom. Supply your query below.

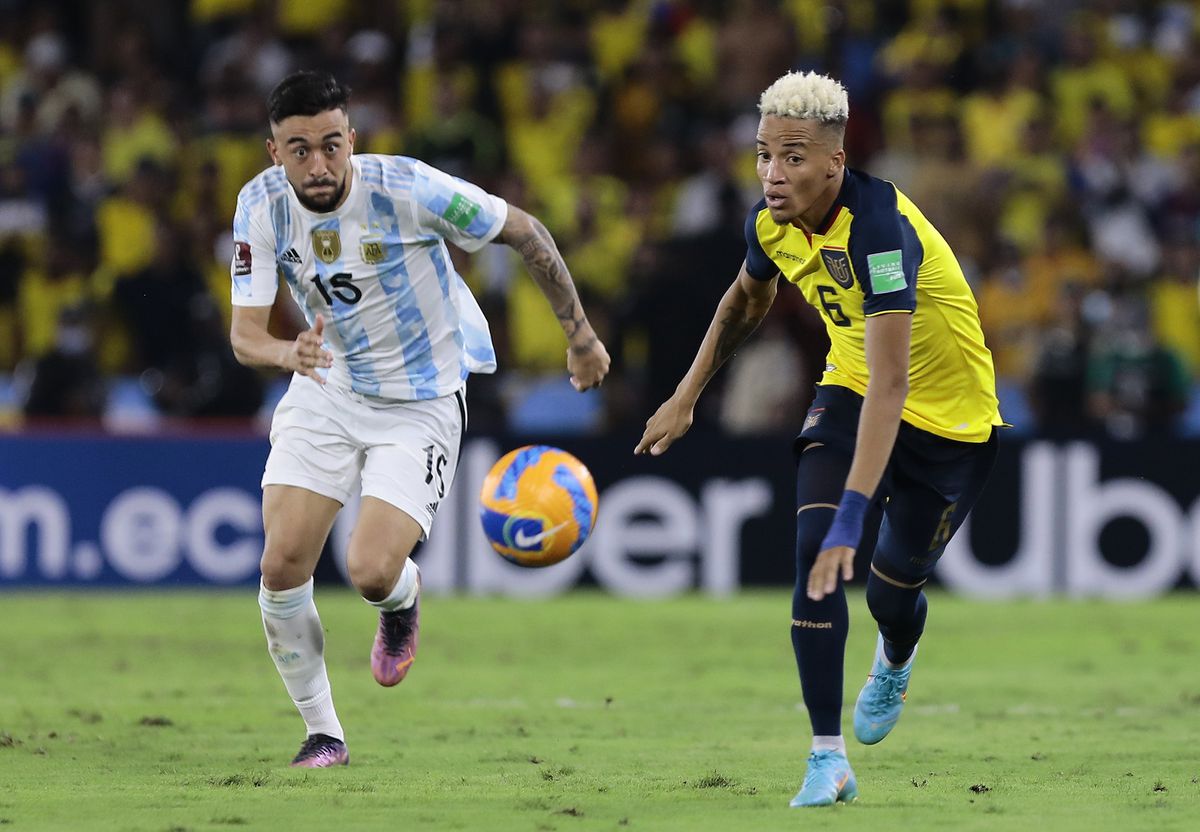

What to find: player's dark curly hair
left=266, top=71, right=351, bottom=124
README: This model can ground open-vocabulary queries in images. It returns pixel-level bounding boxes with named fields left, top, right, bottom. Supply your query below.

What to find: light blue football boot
left=789, top=749, right=858, bottom=807
left=853, top=635, right=916, bottom=745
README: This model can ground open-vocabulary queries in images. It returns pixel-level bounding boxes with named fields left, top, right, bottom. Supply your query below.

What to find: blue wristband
left=820, top=489, right=871, bottom=551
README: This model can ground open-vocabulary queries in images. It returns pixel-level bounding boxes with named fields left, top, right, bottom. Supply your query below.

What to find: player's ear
left=266, top=138, right=281, bottom=166
left=347, top=127, right=356, bottom=153
left=828, top=147, right=846, bottom=178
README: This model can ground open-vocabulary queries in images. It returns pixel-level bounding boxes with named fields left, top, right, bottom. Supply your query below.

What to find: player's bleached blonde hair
left=758, top=71, right=849, bottom=126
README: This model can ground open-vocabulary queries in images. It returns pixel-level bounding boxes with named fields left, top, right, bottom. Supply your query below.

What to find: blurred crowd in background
left=3, top=0, right=1200, bottom=440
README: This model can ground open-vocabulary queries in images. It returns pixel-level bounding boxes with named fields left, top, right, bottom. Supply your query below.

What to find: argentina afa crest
left=819, top=248, right=855, bottom=289
left=312, top=229, right=341, bottom=264
left=360, top=236, right=385, bottom=265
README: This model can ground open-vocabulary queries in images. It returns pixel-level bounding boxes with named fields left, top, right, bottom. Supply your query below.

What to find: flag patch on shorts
left=867, top=250, right=906, bottom=294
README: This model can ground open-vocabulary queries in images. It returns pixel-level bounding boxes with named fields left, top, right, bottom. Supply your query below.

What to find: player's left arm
left=846, top=312, right=911, bottom=493
left=807, top=180, right=920, bottom=601
left=495, top=205, right=610, bottom=391
left=806, top=311, right=911, bottom=600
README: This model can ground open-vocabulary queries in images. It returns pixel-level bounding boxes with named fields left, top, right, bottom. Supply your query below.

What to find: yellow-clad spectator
left=1105, top=15, right=1173, bottom=111
left=902, top=114, right=986, bottom=262
left=17, top=248, right=91, bottom=359
left=783, top=0, right=832, bottom=55
left=91, top=161, right=164, bottom=299
left=995, top=115, right=1070, bottom=252
left=0, top=238, right=29, bottom=371
left=101, top=85, right=178, bottom=185
left=1050, top=19, right=1134, bottom=147
left=405, top=71, right=501, bottom=176
left=275, top=0, right=350, bottom=37
left=1144, top=81, right=1200, bottom=160
left=1022, top=214, right=1100, bottom=321
left=977, top=242, right=1042, bottom=380
left=1150, top=240, right=1200, bottom=374
left=880, top=61, right=959, bottom=151
left=507, top=141, right=638, bottom=371
left=189, top=133, right=270, bottom=226
left=190, top=0, right=255, bottom=23
left=499, top=60, right=596, bottom=226
left=589, top=0, right=650, bottom=83
left=673, top=9, right=717, bottom=87
left=960, top=52, right=1043, bottom=167
left=0, top=35, right=19, bottom=89
left=714, top=0, right=794, bottom=112
left=878, top=7, right=964, bottom=77
left=0, top=33, right=103, bottom=134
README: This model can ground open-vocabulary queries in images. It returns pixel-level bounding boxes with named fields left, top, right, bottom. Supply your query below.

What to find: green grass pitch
left=1, top=590, right=1198, bottom=831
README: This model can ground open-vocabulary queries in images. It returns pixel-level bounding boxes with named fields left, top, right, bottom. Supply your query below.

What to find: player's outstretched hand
left=288, top=314, right=334, bottom=383
left=567, top=337, right=611, bottom=392
left=634, top=395, right=694, bottom=456
left=807, top=545, right=856, bottom=601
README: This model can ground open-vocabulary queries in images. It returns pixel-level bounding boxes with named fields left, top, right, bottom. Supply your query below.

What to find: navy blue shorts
left=794, top=384, right=998, bottom=585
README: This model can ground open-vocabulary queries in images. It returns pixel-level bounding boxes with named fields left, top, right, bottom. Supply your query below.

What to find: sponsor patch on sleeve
left=442, top=193, right=481, bottom=230
left=867, top=249, right=906, bottom=294
left=233, top=241, right=252, bottom=276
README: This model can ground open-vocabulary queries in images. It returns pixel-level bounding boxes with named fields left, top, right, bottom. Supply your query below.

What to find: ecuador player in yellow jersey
left=636, top=70, right=1002, bottom=808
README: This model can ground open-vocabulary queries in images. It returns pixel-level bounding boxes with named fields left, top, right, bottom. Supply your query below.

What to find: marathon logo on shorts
left=233, top=241, right=252, bottom=276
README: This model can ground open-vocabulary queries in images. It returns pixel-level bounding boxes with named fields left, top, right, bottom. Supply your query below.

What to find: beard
left=296, top=174, right=347, bottom=212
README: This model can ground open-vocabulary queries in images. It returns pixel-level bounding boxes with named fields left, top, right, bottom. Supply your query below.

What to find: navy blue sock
left=790, top=445, right=854, bottom=738
left=865, top=570, right=927, bottom=665
left=791, top=560, right=849, bottom=736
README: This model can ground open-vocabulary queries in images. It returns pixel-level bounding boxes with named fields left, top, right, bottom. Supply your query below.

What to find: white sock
left=366, top=560, right=419, bottom=612
left=259, top=578, right=344, bottom=741
left=812, top=735, right=846, bottom=754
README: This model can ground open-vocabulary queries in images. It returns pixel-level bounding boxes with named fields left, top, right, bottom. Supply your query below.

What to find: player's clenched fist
left=567, top=338, right=610, bottom=392
left=287, top=314, right=334, bottom=383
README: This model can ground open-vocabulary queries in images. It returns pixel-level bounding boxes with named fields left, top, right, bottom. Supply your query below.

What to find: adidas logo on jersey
left=424, top=502, right=439, bottom=519
left=279, top=248, right=303, bottom=264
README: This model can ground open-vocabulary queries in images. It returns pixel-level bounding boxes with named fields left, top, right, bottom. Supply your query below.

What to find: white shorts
left=262, top=376, right=466, bottom=539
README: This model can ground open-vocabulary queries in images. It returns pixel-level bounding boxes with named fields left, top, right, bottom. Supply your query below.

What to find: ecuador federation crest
left=312, top=230, right=341, bottom=264
left=819, top=248, right=855, bottom=289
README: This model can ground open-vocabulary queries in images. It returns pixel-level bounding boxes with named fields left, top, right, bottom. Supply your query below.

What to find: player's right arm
left=230, top=307, right=332, bottom=384
left=227, top=181, right=332, bottom=383
left=634, top=263, right=779, bottom=455
left=495, top=205, right=610, bottom=392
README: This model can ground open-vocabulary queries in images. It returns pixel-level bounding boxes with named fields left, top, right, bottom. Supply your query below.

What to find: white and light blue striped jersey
left=230, top=154, right=507, bottom=400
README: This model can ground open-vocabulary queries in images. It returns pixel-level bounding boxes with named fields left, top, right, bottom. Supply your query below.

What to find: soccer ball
left=479, top=445, right=599, bottom=567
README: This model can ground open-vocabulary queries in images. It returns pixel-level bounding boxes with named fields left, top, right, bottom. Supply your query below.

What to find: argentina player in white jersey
left=229, top=71, right=610, bottom=768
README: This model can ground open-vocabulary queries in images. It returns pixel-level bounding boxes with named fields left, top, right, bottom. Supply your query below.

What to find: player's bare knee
left=259, top=559, right=310, bottom=591
left=345, top=554, right=403, bottom=602
left=260, top=539, right=316, bottom=589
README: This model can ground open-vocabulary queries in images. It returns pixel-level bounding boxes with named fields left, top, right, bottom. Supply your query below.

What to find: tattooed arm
left=496, top=206, right=610, bottom=391
left=634, top=263, right=779, bottom=455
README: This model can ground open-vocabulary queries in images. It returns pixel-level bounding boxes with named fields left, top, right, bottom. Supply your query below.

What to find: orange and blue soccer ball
left=479, top=445, right=599, bottom=567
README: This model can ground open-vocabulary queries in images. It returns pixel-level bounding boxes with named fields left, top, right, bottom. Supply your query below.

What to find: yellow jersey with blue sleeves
left=744, top=167, right=1002, bottom=443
